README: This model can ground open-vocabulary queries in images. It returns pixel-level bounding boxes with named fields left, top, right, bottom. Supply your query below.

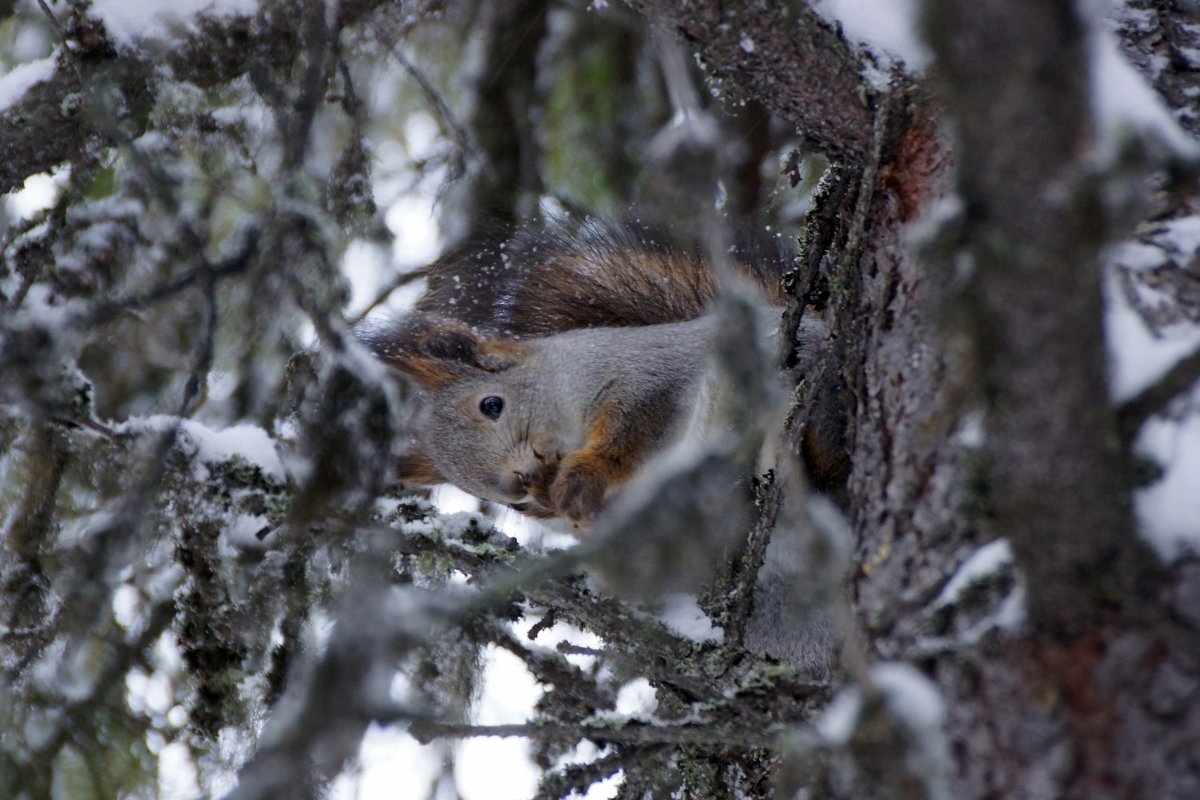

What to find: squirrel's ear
left=361, top=315, right=526, bottom=390
left=395, top=450, right=445, bottom=487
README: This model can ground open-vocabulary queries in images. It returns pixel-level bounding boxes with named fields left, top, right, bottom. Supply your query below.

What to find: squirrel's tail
left=417, top=218, right=791, bottom=339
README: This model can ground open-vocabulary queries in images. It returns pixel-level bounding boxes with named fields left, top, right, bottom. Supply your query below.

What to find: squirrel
left=361, top=218, right=846, bottom=526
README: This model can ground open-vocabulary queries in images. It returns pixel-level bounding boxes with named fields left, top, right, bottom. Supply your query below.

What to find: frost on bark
left=2, top=0, right=1200, bottom=799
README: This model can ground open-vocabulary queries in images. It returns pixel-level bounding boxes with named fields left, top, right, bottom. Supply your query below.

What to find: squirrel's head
left=363, top=314, right=569, bottom=515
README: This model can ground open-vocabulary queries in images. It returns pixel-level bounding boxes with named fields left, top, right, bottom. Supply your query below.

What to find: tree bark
left=925, top=0, right=1157, bottom=638
left=632, top=0, right=872, bottom=163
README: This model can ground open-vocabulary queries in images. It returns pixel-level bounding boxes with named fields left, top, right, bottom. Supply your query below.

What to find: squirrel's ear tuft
left=360, top=314, right=526, bottom=390
left=394, top=450, right=445, bottom=487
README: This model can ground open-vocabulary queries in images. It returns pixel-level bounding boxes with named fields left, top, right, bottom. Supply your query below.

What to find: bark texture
left=927, top=0, right=1157, bottom=636
left=632, top=0, right=872, bottom=163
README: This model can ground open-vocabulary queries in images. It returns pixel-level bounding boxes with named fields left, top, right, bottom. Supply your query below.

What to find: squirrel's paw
left=550, top=453, right=610, bottom=525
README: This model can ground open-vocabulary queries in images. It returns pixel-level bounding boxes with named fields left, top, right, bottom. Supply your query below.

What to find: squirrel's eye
left=479, top=396, right=504, bottom=420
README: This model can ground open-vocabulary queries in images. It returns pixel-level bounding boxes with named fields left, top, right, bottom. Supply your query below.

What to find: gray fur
left=412, top=316, right=717, bottom=507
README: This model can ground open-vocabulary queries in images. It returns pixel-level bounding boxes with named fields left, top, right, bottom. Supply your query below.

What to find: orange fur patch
left=479, top=339, right=530, bottom=366
left=394, top=450, right=445, bottom=486
left=550, top=402, right=640, bottom=522
left=394, top=356, right=461, bottom=390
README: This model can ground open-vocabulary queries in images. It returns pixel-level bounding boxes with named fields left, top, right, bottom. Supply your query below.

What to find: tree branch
left=630, top=0, right=874, bottom=162
left=924, top=0, right=1160, bottom=636
left=409, top=718, right=785, bottom=750
left=0, top=1, right=392, bottom=196
left=1118, top=344, right=1200, bottom=443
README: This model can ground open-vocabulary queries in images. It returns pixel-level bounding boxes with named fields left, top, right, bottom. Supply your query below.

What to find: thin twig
left=370, top=20, right=477, bottom=178
left=722, top=477, right=782, bottom=651
left=347, top=267, right=428, bottom=325
left=177, top=260, right=219, bottom=417
left=51, top=416, right=120, bottom=441
left=410, top=718, right=786, bottom=750
left=82, top=228, right=259, bottom=328
left=527, top=607, right=557, bottom=640
left=838, top=87, right=893, bottom=285
left=35, top=0, right=86, bottom=86
left=1117, top=344, right=1200, bottom=444
left=556, top=642, right=603, bottom=657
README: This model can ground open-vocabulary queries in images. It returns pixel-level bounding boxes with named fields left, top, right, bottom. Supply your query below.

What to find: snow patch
left=1159, top=216, right=1200, bottom=258
left=454, top=646, right=541, bottom=799
left=112, top=584, right=142, bottom=630
left=614, top=677, right=657, bottom=717
left=992, top=585, right=1026, bottom=633
left=1134, top=412, right=1200, bottom=561
left=222, top=514, right=274, bottom=550
left=122, top=415, right=285, bottom=478
left=872, top=662, right=951, bottom=798
left=815, top=686, right=863, bottom=745
left=871, top=662, right=945, bottom=735
left=90, top=0, right=261, bottom=48
left=954, top=410, right=986, bottom=449
left=158, top=741, right=202, bottom=799
left=934, top=539, right=1013, bottom=609
left=816, top=662, right=948, bottom=781
left=329, top=724, right=442, bottom=800
left=473, top=646, right=542, bottom=725
left=0, top=55, right=56, bottom=113
left=813, top=0, right=931, bottom=71
left=1088, top=19, right=1200, bottom=163
left=1104, top=257, right=1200, bottom=402
left=651, top=593, right=724, bottom=644
left=180, top=420, right=284, bottom=477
